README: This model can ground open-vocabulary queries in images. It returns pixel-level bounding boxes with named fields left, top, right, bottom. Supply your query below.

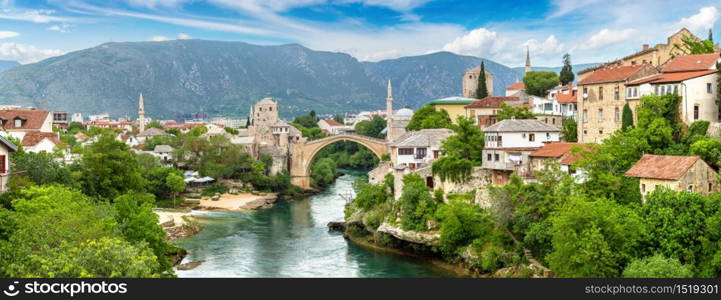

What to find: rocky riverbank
left=196, top=192, right=279, bottom=212
left=155, top=209, right=203, bottom=241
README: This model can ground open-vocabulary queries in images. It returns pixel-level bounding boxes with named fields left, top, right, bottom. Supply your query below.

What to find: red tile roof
left=556, top=93, right=577, bottom=103
left=624, top=154, right=701, bottom=180
left=21, top=132, right=61, bottom=147
left=321, top=119, right=344, bottom=126
left=530, top=142, right=589, bottom=165
left=506, top=82, right=525, bottom=90
left=0, top=110, right=50, bottom=130
left=465, top=96, right=521, bottom=109
left=662, top=53, right=719, bottom=73
left=578, top=65, right=645, bottom=85
left=627, top=70, right=717, bottom=85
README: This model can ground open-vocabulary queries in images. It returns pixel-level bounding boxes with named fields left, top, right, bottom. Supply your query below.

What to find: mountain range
left=0, top=40, right=597, bottom=119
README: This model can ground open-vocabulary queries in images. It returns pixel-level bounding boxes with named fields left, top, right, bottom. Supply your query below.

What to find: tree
left=559, top=54, right=574, bottom=86
left=622, top=254, right=693, bottom=278
left=147, top=120, right=164, bottom=129
left=560, top=117, right=577, bottom=142
left=355, top=116, right=386, bottom=138
left=475, top=61, right=489, bottom=99
left=165, top=172, right=186, bottom=208
left=79, top=134, right=146, bottom=200
left=673, top=34, right=715, bottom=55
left=496, top=103, right=536, bottom=121
left=10, top=151, right=73, bottom=187
left=188, top=125, right=208, bottom=137
left=436, top=200, right=494, bottom=256
left=621, top=103, right=634, bottom=130
left=523, top=71, right=559, bottom=97
left=310, top=157, right=336, bottom=188
left=398, top=173, right=438, bottom=231
left=113, top=192, right=174, bottom=274
left=432, top=116, right=484, bottom=183
left=406, top=106, right=452, bottom=131
left=293, top=112, right=318, bottom=129
left=67, top=121, right=85, bottom=134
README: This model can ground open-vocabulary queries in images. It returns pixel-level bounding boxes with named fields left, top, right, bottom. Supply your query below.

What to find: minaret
left=138, top=93, right=145, bottom=133
left=525, top=46, right=532, bottom=74
left=386, top=80, right=393, bottom=127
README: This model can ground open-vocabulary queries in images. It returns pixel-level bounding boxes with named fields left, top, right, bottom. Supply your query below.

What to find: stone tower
left=525, top=46, right=532, bottom=74
left=138, top=93, right=145, bottom=133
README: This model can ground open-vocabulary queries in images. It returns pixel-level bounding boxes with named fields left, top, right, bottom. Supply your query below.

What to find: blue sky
left=0, top=0, right=718, bottom=67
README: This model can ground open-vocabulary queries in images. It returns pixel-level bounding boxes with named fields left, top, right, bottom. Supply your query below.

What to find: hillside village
left=1, top=26, right=721, bottom=278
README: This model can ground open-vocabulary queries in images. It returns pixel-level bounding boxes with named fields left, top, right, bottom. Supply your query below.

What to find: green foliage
left=436, top=200, right=493, bottom=256
left=406, top=106, right=452, bottom=131
left=690, top=138, right=721, bottom=169
left=547, top=197, right=644, bottom=277
left=622, top=254, right=693, bottom=278
left=431, top=116, right=484, bottom=184
left=188, top=125, right=208, bottom=137
left=113, top=192, right=173, bottom=274
left=10, top=150, right=74, bottom=187
left=311, top=157, right=337, bottom=188
left=292, top=123, right=326, bottom=140
left=79, top=134, right=146, bottom=200
left=224, top=127, right=239, bottom=135
left=621, top=103, right=634, bottom=130
left=496, top=103, right=536, bottom=121
left=201, top=183, right=228, bottom=197
left=560, top=117, right=577, bottom=142
left=353, top=182, right=388, bottom=211
left=673, top=34, right=716, bottom=55
left=147, top=120, right=164, bottom=129
left=355, top=116, right=386, bottom=138
left=559, top=54, right=574, bottom=86
left=165, top=172, right=186, bottom=207
left=432, top=155, right=473, bottom=183
left=398, top=174, right=438, bottom=231
left=292, top=113, right=318, bottom=129
left=523, top=71, right=559, bottom=97
left=475, top=61, right=488, bottom=99
left=67, top=121, right=85, bottom=133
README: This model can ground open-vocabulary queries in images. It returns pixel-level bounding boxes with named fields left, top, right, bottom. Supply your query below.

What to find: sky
left=0, top=0, right=718, bottom=66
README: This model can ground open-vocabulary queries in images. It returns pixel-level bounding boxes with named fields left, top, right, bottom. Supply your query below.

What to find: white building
left=482, top=119, right=560, bottom=185
left=88, top=113, right=111, bottom=122
left=388, top=128, right=455, bottom=170
left=626, top=53, right=720, bottom=124
left=21, top=132, right=61, bottom=153
left=153, top=145, right=174, bottom=164
left=317, top=119, right=351, bottom=135
left=0, top=110, right=56, bottom=151
left=211, top=117, right=248, bottom=129
left=71, top=113, right=83, bottom=123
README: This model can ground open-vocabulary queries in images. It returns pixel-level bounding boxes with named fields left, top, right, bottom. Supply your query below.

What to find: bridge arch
left=289, top=134, right=388, bottom=189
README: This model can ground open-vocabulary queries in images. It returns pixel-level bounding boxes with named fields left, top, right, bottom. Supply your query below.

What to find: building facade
left=625, top=154, right=718, bottom=202
left=462, top=65, right=494, bottom=99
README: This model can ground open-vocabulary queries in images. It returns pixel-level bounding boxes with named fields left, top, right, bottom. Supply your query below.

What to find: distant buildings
left=88, top=113, right=110, bottom=122
left=317, top=119, right=351, bottom=135
left=0, top=109, right=62, bottom=153
left=426, top=96, right=478, bottom=124
left=464, top=96, right=528, bottom=129
left=625, top=154, right=718, bottom=202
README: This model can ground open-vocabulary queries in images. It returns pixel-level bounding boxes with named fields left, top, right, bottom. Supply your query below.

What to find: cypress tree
left=476, top=61, right=489, bottom=99
left=709, top=28, right=713, bottom=43
left=622, top=103, right=634, bottom=130
left=559, top=53, right=574, bottom=86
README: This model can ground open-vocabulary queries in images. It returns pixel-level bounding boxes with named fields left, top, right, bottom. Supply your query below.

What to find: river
left=174, top=171, right=458, bottom=278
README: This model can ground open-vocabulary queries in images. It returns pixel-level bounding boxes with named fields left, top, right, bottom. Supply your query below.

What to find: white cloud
left=0, top=30, right=18, bottom=39
left=151, top=35, right=169, bottom=42
left=0, top=9, right=71, bottom=23
left=177, top=32, right=191, bottom=39
left=47, top=23, right=72, bottom=33
left=547, top=0, right=604, bottom=18
left=440, top=28, right=507, bottom=58
left=125, top=0, right=191, bottom=8
left=524, top=35, right=565, bottom=57
left=674, top=6, right=719, bottom=33
left=580, top=28, right=637, bottom=50
left=0, top=42, right=64, bottom=63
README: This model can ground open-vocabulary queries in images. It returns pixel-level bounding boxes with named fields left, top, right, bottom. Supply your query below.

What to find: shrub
left=201, top=183, right=228, bottom=197
left=622, top=254, right=693, bottom=278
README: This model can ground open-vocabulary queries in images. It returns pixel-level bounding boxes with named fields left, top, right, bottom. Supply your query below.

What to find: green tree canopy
left=622, top=254, right=693, bottom=278
left=559, top=53, right=574, bottom=86
left=79, top=134, right=146, bottom=200
left=523, top=71, right=560, bottom=97
left=560, top=117, right=577, bottom=142
left=406, top=106, right=452, bottom=131
left=496, top=103, right=536, bottom=121
left=621, top=103, right=634, bottom=130
left=355, top=116, right=386, bottom=138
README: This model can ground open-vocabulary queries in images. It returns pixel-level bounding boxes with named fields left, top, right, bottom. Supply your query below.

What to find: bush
left=354, top=183, right=388, bottom=211
left=201, top=183, right=228, bottom=197
left=436, top=200, right=494, bottom=256
left=398, top=174, right=437, bottom=231
left=622, top=254, right=693, bottom=278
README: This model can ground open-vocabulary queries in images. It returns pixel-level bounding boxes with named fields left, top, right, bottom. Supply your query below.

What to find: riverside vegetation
left=345, top=91, right=721, bottom=278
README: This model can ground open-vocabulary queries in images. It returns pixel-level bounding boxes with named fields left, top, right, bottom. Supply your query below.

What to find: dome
left=394, top=108, right=414, bottom=117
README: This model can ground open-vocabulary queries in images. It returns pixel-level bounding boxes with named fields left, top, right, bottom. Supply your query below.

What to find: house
left=230, top=135, right=257, bottom=158
left=0, top=135, right=17, bottom=193
left=464, top=96, right=529, bottom=129
left=426, top=96, right=478, bottom=124
left=505, top=82, right=524, bottom=97
left=52, top=111, right=69, bottom=130
left=577, top=64, right=658, bottom=143
left=529, top=142, right=588, bottom=182
left=556, top=92, right=578, bottom=120
left=318, top=119, right=351, bottom=135
left=0, top=109, right=54, bottom=141
left=482, top=119, right=560, bottom=185
left=204, top=123, right=227, bottom=136
left=21, top=132, right=62, bottom=153
left=136, top=127, right=171, bottom=143
left=117, top=134, right=140, bottom=148
left=625, top=154, right=718, bottom=202
left=388, top=128, right=455, bottom=170
left=153, top=145, right=174, bottom=163
left=626, top=53, right=720, bottom=124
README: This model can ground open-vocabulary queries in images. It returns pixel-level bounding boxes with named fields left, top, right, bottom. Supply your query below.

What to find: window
left=269, top=107, right=272, bottom=111
left=708, top=83, right=713, bottom=94
left=552, top=118, right=556, bottom=125
left=0, top=155, right=5, bottom=174
left=469, top=110, right=476, bottom=117
left=529, top=133, right=535, bottom=142
left=14, top=119, right=21, bottom=128
left=583, top=130, right=588, bottom=134
left=583, top=110, right=588, bottom=123
left=546, top=132, right=550, bottom=139
left=615, top=107, right=620, bottom=122
left=415, top=148, right=427, bottom=158
left=598, top=87, right=604, bottom=100
left=694, top=105, right=700, bottom=120
left=599, top=130, right=603, bottom=134
left=641, top=183, right=646, bottom=194
left=614, top=86, right=619, bottom=100
left=709, top=183, right=713, bottom=192
left=688, top=184, right=694, bottom=192
left=434, top=150, right=439, bottom=159
left=544, top=103, right=553, bottom=111
left=398, top=148, right=413, bottom=155
left=598, top=109, right=604, bottom=122
left=494, top=153, right=499, bottom=161
left=487, top=153, right=492, bottom=161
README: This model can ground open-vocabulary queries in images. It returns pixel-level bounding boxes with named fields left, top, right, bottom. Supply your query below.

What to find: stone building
left=462, top=64, right=494, bottom=99
left=576, top=64, right=658, bottom=143
left=464, top=96, right=528, bottom=129
left=247, top=97, right=305, bottom=175
left=625, top=154, right=718, bottom=202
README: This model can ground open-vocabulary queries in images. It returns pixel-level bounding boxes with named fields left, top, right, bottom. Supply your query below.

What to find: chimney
left=642, top=44, right=649, bottom=51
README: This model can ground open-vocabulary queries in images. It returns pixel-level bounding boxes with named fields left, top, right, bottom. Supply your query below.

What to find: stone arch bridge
left=290, top=134, right=388, bottom=188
